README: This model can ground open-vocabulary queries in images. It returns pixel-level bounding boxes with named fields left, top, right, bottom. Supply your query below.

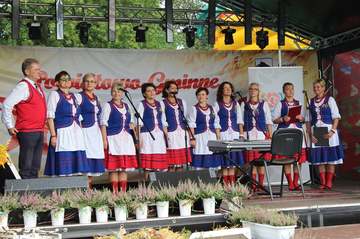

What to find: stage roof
left=218, top=0, right=360, bottom=38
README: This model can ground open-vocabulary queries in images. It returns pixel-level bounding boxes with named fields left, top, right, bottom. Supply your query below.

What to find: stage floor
left=245, top=179, right=360, bottom=209
left=243, top=179, right=360, bottom=228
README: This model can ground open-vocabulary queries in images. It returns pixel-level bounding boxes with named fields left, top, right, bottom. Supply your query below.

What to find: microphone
left=233, top=91, right=243, bottom=97
left=117, top=87, right=129, bottom=93
left=166, top=88, right=178, bottom=95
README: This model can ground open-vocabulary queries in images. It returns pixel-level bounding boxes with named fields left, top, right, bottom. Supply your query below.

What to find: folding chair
left=250, top=128, right=305, bottom=200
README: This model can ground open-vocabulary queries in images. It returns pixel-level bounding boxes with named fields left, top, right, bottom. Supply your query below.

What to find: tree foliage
left=0, top=0, right=210, bottom=49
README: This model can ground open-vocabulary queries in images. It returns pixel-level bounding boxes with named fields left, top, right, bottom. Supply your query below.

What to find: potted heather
left=110, top=191, right=130, bottom=222
left=45, top=191, right=71, bottom=226
left=229, top=206, right=298, bottom=239
left=19, top=192, right=46, bottom=230
left=0, top=192, right=19, bottom=230
left=154, top=184, right=177, bottom=218
left=89, top=189, right=112, bottom=223
left=128, top=184, right=155, bottom=220
left=68, top=189, right=94, bottom=224
left=224, top=183, right=250, bottom=211
left=198, top=182, right=224, bottom=215
left=176, top=180, right=199, bottom=217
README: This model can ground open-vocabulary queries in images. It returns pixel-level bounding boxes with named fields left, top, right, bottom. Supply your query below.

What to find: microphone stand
left=235, top=92, right=249, bottom=141
left=173, top=94, right=195, bottom=170
left=302, top=90, right=317, bottom=187
left=123, top=91, right=155, bottom=172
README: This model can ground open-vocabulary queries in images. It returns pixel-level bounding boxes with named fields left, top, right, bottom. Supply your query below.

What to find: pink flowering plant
left=128, top=184, right=156, bottom=210
left=229, top=206, right=298, bottom=227
left=19, top=192, right=47, bottom=212
left=110, top=191, right=131, bottom=208
left=44, top=191, right=71, bottom=211
left=176, top=180, right=199, bottom=202
left=68, top=189, right=95, bottom=209
left=0, top=192, right=19, bottom=212
left=154, top=184, right=177, bottom=203
left=198, top=181, right=224, bottom=200
left=88, top=189, right=112, bottom=209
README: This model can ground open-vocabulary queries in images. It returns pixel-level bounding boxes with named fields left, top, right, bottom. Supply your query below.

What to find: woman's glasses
left=59, top=75, right=71, bottom=82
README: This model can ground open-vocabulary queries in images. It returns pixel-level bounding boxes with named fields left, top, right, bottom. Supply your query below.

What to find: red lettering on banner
left=36, top=71, right=220, bottom=92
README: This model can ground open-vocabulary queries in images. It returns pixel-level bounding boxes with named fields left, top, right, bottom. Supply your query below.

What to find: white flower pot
left=203, top=197, right=216, bottom=215
left=0, top=211, right=9, bottom=230
left=95, top=206, right=109, bottom=223
left=242, top=221, right=296, bottom=239
left=23, top=210, right=37, bottom=230
left=78, top=206, right=92, bottom=224
left=156, top=201, right=169, bottom=218
left=135, top=203, right=148, bottom=220
left=228, top=196, right=243, bottom=211
left=114, top=205, right=127, bottom=222
left=179, top=199, right=192, bottom=217
left=51, top=208, right=65, bottom=226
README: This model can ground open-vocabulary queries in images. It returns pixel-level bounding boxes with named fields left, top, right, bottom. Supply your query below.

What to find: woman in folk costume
left=74, top=73, right=105, bottom=189
left=100, top=83, right=138, bottom=193
left=214, top=82, right=245, bottom=185
left=45, top=71, right=90, bottom=178
left=272, top=82, right=307, bottom=191
left=161, top=81, right=192, bottom=171
left=306, top=79, right=344, bottom=190
left=242, top=82, right=273, bottom=191
left=137, top=83, right=168, bottom=173
left=188, top=87, right=222, bottom=170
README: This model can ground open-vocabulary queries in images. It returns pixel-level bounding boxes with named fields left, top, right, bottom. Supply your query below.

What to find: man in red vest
left=1, top=58, right=47, bottom=179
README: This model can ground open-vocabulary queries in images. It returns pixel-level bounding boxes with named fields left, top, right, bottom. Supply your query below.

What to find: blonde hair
left=82, top=73, right=95, bottom=83
left=313, top=78, right=326, bottom=87
left=248, top=82, right=261, bottom=100
left=111, top=82, right=124, bottom=92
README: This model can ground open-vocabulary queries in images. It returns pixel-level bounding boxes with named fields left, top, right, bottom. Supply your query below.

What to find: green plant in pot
left=198, top=181, right=224, bottom=215
left=176, top=180, right=199, bottom=217
left=89, top=189, right=112, bottom=223
left=19, top=192, right=47, bottom=230
left=45, top=191, right=71, bottom=226
left=154, top=184, right=177, bottom=218
left=0, top=192, right=19, bottom=229
left=110, top=191, right=131, bottom=222
left=229, top=206, right=298, bottom=239
left=224, top=183, right=250, bottom=211
left=128, top=184, right=155, bottom=220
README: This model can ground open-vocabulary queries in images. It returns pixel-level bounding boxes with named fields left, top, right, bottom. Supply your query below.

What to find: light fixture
left=183, top=25, right=197, bottom=48
left=256, top=28, right=269, bottom=49
left=76, top=21, right=91, bottom=45
left=221, top=26, right=236, bottom=45
left=27, top=16, right=42, bottom=40
left=133, top=24, right=149, bottom=43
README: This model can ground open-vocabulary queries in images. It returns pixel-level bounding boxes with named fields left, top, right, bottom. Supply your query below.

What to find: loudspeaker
left=5, top=176, right=88, bottom=194
left=244, top=0, right=252, bottom=45
left=148, top=169, right=218, bottom=188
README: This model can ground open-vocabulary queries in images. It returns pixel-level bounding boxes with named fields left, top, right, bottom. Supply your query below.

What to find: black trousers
left=17, top=131, right=44, bottom=179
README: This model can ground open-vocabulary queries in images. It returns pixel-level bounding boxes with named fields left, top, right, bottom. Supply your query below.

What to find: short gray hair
left=21, top=58, right=39, bottom=76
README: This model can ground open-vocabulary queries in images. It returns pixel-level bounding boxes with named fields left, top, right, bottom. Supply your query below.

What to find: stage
left=20, top=179, right=360, bottom=238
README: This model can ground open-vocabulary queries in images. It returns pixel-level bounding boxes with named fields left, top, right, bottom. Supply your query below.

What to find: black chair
left=250, top=128, right=305, bottom=200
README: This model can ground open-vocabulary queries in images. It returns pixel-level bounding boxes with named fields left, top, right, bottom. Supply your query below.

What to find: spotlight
left=256, top=28, right=269, bottom=49
left=183, top=25, right=197, bottom=48
left=76, top=21, right=91, bottom=45
left=221, top=27, right=236, bottom=45
left=133, top=24, right=149, bottom=43
left=27, top=21, right=42, bottom=40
